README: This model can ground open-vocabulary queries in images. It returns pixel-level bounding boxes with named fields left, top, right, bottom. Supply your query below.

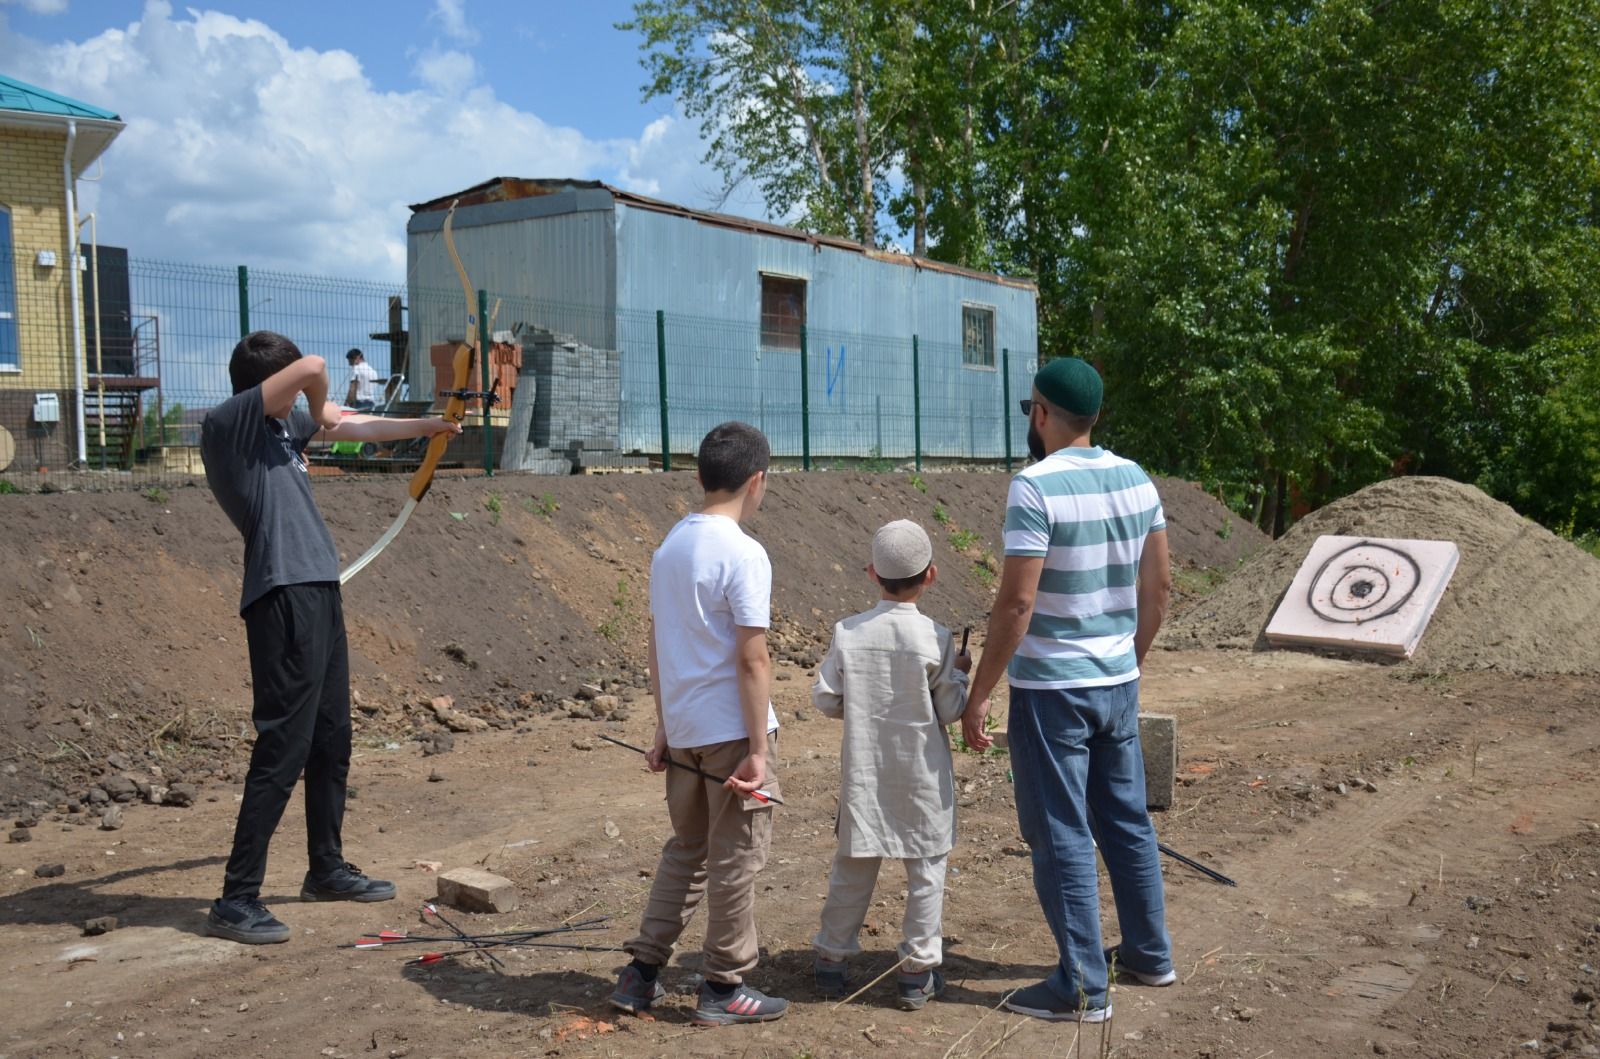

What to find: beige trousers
left=625, top=736, right=779, bottom=984
left=812, top=850, right=949, bottom=972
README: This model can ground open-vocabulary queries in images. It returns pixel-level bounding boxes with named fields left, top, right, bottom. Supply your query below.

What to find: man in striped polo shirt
left=963, top=357, right=1175, bottom=1023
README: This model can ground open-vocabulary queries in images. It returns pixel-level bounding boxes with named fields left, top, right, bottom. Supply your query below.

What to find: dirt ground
left=2, top=470, right=1596, bottom=1059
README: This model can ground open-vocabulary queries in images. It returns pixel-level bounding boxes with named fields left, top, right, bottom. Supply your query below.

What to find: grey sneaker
left=814, top=957, right=848, bottom=999
left=609, top=964, right=667, bottom=1015
left=1002, top=980, right=1111, bottom=1023
left=206, top=897, right=291, bottom=945
left=692, top=982, right=789, bottom=1026
left=896, top=968, right=945, bottom=1011
left=1105, top=945, right=1177, bottom=986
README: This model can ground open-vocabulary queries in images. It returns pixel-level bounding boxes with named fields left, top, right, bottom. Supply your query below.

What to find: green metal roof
left=0, top=74, right=120, bottom=121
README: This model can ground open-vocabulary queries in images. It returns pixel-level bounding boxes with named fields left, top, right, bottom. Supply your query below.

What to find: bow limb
left=339, top=200, right=478, bottom=585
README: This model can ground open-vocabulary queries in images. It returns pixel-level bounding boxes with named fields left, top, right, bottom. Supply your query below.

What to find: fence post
left=656, top=310, right=671, bottom=471
left=1001, top=347, right=1013, bottom=472
left=912, top=334, right=922, bottom=473
left=477, top=289, right=493, bottom=476
left=799, top=324, right=811, bottom=471
left=236, top=265, right=249, bottom=337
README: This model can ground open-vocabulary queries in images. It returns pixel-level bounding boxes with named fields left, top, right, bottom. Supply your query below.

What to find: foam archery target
left=1265, top=535, right=1459, bottom=658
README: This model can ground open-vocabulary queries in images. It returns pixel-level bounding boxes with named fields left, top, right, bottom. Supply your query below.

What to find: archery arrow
left=339, top=200, right=479, bottom=585
left=599, top=734, right=784, bottom=805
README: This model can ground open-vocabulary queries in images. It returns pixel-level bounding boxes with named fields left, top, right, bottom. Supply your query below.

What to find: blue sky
left=7, top=0, right=657, bottom=139
left=0, top=0, right=763, bottom=278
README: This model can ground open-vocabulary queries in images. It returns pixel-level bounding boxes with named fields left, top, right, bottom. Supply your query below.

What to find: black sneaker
left=1002, top=980, right=1111, bottom=1022
left=299, top=862, right=396, bottom=902
left=609, top=963, right=667, bottom=1015
left=814, top=957, right=848, bottom=999
left=692, top=982, right=789, bottom=1026
left=896, top=968, right=945, bottom=1011
left=206, top=897, right=291, bottom=945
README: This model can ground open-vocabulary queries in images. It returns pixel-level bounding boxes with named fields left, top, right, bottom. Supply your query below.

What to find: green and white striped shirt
left=1003, top=447, right=1165, bottom=689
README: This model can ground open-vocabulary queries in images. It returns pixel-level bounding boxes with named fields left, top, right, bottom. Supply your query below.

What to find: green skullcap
left=1034, top=357, right=1103, bottom=416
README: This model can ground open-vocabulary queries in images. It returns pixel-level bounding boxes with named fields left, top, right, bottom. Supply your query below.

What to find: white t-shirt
left=349, top=361, right=379, bottom=403
left=649, top=513, right=779, bottom=748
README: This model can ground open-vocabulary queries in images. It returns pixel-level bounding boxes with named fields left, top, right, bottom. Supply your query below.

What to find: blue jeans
left=1010, top=680, right=1171, bottom=1008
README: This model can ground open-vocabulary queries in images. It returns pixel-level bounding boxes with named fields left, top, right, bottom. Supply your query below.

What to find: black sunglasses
left=1019, top=399, right=1034, bottom=416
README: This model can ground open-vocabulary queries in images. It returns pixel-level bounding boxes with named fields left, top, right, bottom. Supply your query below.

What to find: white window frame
left=0, top=205, right=18, bottom=372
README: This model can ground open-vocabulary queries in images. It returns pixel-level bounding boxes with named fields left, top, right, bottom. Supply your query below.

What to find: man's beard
left=1027, top=423, right=1046, bottom=461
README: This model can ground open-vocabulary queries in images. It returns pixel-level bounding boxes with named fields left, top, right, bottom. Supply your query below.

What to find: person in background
left=344, top=348, right=378, bottom=411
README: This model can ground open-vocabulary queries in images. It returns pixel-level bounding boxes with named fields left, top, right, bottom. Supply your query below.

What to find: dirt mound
left=1150, top=475, right=1268, bottom=569
left=0, top=467, right=1260, bottom=810
left=1167, top=475, right=1600, bottom=673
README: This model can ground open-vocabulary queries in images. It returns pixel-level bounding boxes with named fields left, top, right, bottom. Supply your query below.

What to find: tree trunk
left=1258, top=469, right=1281, bottom=536
left=785, top=63, right=834, bottom=200
left=1274, top=189, right=1314, bottom=313
left=908, top=120, right=928, bottom=256
left=960, top=0, right=979, bottom=265
left=852, top=42, right=875, bottom=245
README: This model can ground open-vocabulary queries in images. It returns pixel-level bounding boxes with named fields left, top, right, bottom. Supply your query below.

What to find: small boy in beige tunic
left=811, top=519, right=971, bottom=1010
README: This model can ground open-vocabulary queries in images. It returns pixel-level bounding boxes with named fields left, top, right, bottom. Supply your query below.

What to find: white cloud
left=414, top=47, right=477, bottom=91
left=0, top=0, right=70, bottom=15
left=614, top=111, right=766, bottom=217
left=0, top=2, right=760, bottom=280
left=429, top=0, right=477, bottom=46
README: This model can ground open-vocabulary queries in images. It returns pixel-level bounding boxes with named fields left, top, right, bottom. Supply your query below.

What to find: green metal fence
left=0, top=255, right=1037, bottom=490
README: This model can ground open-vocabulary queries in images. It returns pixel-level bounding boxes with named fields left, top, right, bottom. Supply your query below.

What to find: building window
left=962, top=305, right=995, bottom=368
left=0, top=207, right=17, bottom=371
left=760, top=274, right=806, bottom=351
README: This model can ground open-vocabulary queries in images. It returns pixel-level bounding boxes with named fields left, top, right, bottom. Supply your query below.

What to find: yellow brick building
left=0, top=74, right=123, bottom=472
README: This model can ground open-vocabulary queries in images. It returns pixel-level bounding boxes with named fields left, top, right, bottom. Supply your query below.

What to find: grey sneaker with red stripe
left=608, top=963, right=667, bottom=1015
left=692, top=982, right=789, bottom=1026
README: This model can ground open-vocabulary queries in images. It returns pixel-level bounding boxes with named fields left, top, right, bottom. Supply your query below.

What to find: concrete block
left=1139, top=712, right=1177, bottom=811
left=436, top=867, right=518, bottom=914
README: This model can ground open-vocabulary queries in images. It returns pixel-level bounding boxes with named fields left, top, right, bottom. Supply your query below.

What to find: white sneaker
left=1106, top=946, right=1177, bottom=986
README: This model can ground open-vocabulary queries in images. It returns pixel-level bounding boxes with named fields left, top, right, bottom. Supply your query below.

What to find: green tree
left=141, top=401, right=184, bottom=449
left=621, top=0, right=1600, bottom=535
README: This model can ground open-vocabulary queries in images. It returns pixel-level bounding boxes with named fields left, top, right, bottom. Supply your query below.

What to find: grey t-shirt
left=201, top=385, right=340, bottom=613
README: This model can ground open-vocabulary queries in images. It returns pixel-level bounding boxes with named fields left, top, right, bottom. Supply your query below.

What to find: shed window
left=760, top=275, right=806, bottom=351
left=962, top=305, right=995, bottom=368
left=0, top=207, right=16, bottom=371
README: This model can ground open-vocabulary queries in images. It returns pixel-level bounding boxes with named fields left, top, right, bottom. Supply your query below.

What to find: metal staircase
left=85, top=314, right=160, bottom=471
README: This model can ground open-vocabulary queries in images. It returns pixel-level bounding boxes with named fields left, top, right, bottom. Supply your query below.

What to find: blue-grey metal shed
left=407, top=178, right=1038, bottom=460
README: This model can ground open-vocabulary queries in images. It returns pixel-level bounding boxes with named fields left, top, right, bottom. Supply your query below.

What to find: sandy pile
left=1166, top=476, right=1600, bottom=674
left=1150, top=475, right=1269, bottom=569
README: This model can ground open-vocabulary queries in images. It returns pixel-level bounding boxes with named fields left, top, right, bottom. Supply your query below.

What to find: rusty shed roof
left=410, top=178, right=1037, bottom=292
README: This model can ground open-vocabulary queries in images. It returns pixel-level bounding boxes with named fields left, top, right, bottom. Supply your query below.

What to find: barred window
left=962, top=305, right=995, bottom=368
left=760, top=274, right=806, bottom=351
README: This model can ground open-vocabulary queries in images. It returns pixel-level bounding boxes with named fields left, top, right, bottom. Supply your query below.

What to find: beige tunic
left=811, top=601, right=969, bottom=858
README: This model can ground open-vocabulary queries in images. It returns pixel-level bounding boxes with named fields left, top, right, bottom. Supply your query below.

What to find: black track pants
left=222, top=583, right=351, bottom=901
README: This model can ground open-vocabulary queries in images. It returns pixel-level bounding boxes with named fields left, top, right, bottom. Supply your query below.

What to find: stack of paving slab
left=525, top=329, right=621, bottom=451
left=566, top=446, right=650, bottom=473
left=500, top=327, right=638, bottom=474
left=498, top=372, right=572, bottom=474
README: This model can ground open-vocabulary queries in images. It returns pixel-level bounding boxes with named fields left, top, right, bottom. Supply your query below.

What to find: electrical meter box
left=33, top=393, right=61, bottom=424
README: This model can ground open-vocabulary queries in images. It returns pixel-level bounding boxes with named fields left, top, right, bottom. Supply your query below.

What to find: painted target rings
left=1304, top=540, right=1422, bottom=625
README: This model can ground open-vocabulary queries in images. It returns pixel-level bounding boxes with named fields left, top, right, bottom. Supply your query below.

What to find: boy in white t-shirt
left=610, top=422, right=789, bottom=1027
